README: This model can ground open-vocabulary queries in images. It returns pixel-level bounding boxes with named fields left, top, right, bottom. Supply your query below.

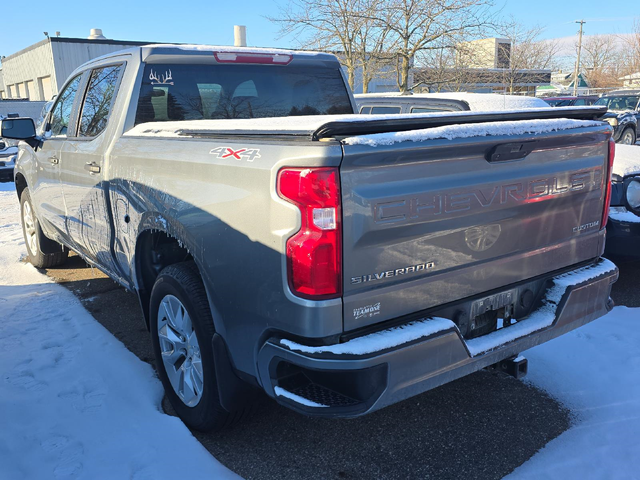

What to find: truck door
left=60, top=64, right=125, bottom=278
left=32, top=74, right=84, bottom=239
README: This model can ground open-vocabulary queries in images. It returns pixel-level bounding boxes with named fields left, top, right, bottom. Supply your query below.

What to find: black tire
left=618, top=127, right=636, bottom=145
left=20, top=188, right=69, bottom=268
left=150, top=261, right=247, bottom=431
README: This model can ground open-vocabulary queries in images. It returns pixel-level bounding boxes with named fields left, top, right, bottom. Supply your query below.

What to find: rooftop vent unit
left=88, top=29, right=106, bottom=40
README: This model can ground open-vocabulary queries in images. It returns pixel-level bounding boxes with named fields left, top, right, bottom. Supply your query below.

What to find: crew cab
left=595, top=91, right=640, bottom=145
left=1, top=45, right=618, bottom=432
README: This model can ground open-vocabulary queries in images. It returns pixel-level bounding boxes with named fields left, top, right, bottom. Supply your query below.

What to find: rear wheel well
left=135, top=230, right=194, bottom=329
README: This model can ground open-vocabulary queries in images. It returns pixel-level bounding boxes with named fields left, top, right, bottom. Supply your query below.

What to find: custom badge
left=209, top=147, right=261, bottom=162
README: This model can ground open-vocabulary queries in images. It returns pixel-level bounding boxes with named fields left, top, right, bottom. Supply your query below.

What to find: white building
left=619, top=72, right=640, bottom=88
left=0, top=30, right=151, bottom=101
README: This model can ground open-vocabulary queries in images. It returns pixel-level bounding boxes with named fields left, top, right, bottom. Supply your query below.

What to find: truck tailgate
left=339, top=124, right=611, bottom=331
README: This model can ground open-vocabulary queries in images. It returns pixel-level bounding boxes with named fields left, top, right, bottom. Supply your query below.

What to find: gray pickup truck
left=1, top=45, right=619, bottom=432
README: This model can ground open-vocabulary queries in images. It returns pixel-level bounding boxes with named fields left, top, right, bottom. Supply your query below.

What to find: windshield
left=545, top=99, right=573, bottom=107
left=135, top=63, right=353, bottom=125
left=594, top=96, right=640, bottom=111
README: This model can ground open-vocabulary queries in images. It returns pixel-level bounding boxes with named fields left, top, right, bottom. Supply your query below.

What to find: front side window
left=50, top=75, right=83, bottom=137
left=79, top=65, right=123, bottom=137
left=134, top=63, right=353, bottom=124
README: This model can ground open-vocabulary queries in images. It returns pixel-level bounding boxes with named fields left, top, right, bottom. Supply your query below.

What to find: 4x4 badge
left=209, top=147, right=261, bottom=162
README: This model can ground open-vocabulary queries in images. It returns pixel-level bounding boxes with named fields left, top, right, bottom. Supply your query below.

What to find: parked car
left=2, top=45, right=617, bottom=432
left=594, top=91, right=640, bottom=145
left=0, top=138, right=18, bottom=183
left=355, top=92, right=550, bottom=114
left=543, top=96, right=599, bottom=107
left=605, top=144, right=640, bottom=256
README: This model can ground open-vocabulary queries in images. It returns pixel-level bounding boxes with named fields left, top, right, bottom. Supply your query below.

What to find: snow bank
left=506, top=306, right=640, bottom=479
left=343, top=118, right=602, bottom=147
left=612, top=144, right=640, bottom=178
left=0, top=186, right=237, bottom=479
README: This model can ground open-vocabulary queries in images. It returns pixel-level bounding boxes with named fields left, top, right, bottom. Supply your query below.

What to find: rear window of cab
left=135, top=63, right=353, bottom=124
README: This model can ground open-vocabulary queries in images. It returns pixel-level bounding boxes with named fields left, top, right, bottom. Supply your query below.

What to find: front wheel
left=149, top=261, right=247, bottom=431
left=619, top=127, right=636, bottom=145
left=20, top=188, right=69, bottom=268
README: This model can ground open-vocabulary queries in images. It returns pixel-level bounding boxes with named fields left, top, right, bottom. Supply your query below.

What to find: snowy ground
left=0, top=185, right=236, bottom=479
left=507, top=305, right=640, bottom=479
left=1, top=180, right=640, bottom=479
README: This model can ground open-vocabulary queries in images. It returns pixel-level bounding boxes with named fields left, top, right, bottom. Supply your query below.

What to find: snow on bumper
left=257, top=259, right=618, bottom=417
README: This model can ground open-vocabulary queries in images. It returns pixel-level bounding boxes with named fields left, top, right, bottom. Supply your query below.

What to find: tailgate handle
left=486, top=142, right=536, bottom=163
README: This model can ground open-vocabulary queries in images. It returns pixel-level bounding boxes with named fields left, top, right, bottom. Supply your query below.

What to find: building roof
left=2, top=36, right=159, bottom=63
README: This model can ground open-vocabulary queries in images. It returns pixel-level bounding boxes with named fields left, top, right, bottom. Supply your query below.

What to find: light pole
left=573, top=20, right=586, bottom=96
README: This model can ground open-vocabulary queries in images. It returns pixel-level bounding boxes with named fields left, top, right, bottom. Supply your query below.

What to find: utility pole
left=573, top=20, right=586, bottom=96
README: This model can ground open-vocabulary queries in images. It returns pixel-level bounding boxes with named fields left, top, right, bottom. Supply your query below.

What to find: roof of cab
left=68, top=44, right=339, bottom=78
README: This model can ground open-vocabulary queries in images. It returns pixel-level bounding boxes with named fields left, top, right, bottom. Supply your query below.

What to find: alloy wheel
left=621, top=130, right=635, bottom=145
left=157, top=294, right=204, bottom=407
left=22, top=201, right=38, bottom=256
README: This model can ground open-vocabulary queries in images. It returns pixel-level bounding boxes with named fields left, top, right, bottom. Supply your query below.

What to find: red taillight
left=277, top=168, right=342, bottom=299
left=213, top=52, right=293, bottom=65
left=602, top=138, right=615, bottom=229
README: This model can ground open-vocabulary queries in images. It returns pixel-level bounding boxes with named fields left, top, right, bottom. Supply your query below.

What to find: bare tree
left=270, top=0, right=364, bottom=91
left=269, top=0, right=392, bottom=93
left=354, top=11, right=396, bottom=93
left=579, top=35, right=622, bottom=88
left=497, top=21, right=562, bottom=93
left=364, top=0, right=497, bottom=93
left=619, top=19, right=640, bottom=79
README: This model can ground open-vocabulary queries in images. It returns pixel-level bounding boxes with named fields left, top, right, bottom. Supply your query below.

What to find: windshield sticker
left=149, top=69, right=174, bottom=85
left=209, top=147, right=261, bottom=162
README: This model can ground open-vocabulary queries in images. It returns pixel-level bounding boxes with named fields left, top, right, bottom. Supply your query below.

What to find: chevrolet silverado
left=1, top=45, right=618, bottom=431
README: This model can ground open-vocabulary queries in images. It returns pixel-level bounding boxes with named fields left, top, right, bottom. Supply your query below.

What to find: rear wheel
left=150, top=261, right=248, bottom=431
left=20, top=188, right=69, bottom=268
left=619, top=127, right=636, bottom=145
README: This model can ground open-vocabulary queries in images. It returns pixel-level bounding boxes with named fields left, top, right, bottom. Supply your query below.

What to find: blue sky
left=0, top=0, right=637, bottom=58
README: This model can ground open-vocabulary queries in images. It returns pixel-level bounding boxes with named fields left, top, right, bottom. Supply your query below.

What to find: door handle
left=84, top=162, right=101, bottom=174
left=48, top=155, right=59, bottom=165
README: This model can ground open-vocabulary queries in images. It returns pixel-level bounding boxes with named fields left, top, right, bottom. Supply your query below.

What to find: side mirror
left=1, top=117, right=36, bottom=140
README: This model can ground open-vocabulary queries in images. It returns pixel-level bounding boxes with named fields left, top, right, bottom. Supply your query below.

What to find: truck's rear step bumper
left=257, top=259, right=618, bottom=417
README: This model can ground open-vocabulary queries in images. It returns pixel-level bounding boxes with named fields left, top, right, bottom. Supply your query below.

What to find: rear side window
left=135, top=63, right=353, bottom=124
left=370, top=106, right=401, bottom=114
left=50, top=75, right=83, bottom=137
left=359, top=106, right=372, bottom=114
left=79, top=65, right=123, bottom=137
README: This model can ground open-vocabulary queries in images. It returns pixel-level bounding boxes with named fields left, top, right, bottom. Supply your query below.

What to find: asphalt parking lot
left=43, top=254, right=639, bottom=479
